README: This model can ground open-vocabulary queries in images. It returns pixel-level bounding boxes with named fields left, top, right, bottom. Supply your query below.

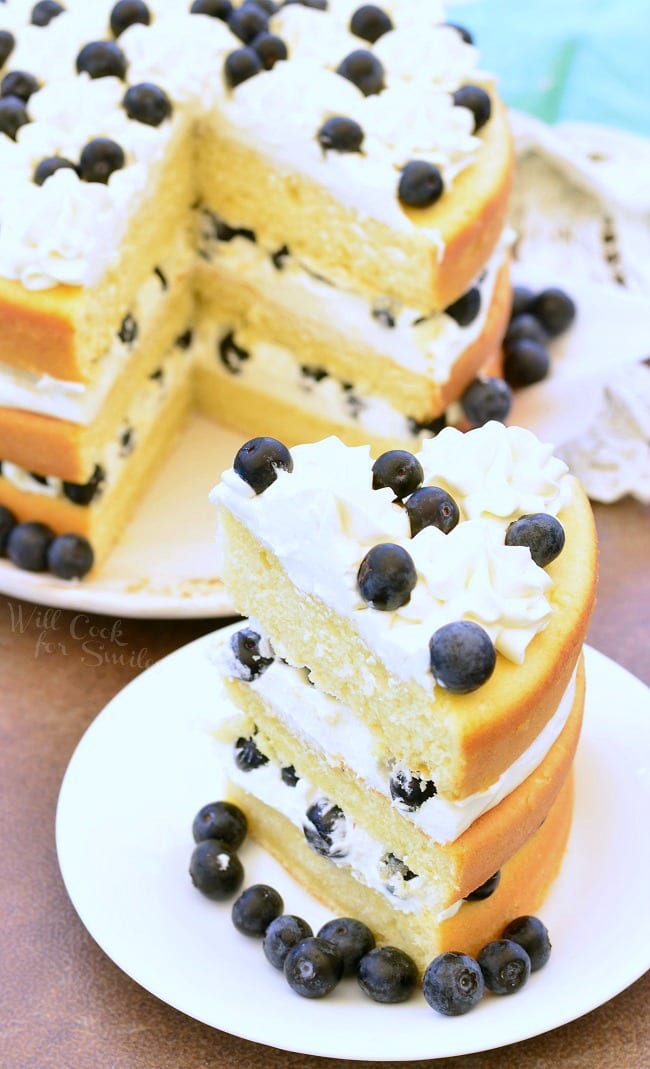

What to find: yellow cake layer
left=223, top=655, right=583, bottom=907
left=227, top=768, right=573, bottom=976
left=215, top=480, right=597, bottom=800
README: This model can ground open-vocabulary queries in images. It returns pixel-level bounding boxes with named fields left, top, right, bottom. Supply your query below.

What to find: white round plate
left=56, top=635, right=650, bottom=1062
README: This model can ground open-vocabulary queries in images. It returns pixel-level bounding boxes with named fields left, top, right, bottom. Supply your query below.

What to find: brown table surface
left=2, top=498, right=648, bottom=1069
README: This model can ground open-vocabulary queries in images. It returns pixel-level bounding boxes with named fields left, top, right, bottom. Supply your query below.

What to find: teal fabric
left=446, top=1, right=650, bottom=135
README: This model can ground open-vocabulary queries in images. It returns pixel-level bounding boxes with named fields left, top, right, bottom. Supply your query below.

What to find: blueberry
left=445, top=22, right=474, bottom=44
left=228, top=2, right=269, bottom=44
left=233, top=436, right=293, bottom=494
left=531, top=287, right=576, bottom=337
left=192, top=800, right=247, bottom=849
left=357, top=543, right=417, bottom=611
left=503, top=338, right=550, bottom=387
left=405, top=486, right=459, bottom=537
left=229, top=626, right=274, bottom=680
left=190, top=0, right=233, bottom=17
left=251, top=31, right=287, bottom=69
left=477, top=939, right=531, bottom=994
left=357, top=946, right=418, bottom=1003
left=510, top=284, right=535, bottom=319
left=0, top=31, right=15, bottom=68
left=349, top=4, right=393, bottom=43
left=118, top=312, right=138, bottom=344
left=303, top=798, right=347, bottom=858
left=429, top=620, right=496, bottom=693
left=317, top=115, right=364, bottom=153
left=317, top=917, right=375, bottom=976
left=0, top=504, right=17, bottom=554
left=452, top=84, right=491, bottom=132
left=76, top=41, right=128, bottom=80
left=6, top=521, right=54, bottom=572
left=31, top=1, right=64, bottom=25
left=224, top=46, right=263, bottom=88
left=407, top=412, right=447, bottom=439
left=234, top=735, right=269, bottom=771
left=33, top=155, right=77, bottom=186
left=422, top=952, right=485, bottom=1015
left=445, top=286, right=481, bottom=326
left=502, top=915, right=551, bottom=972
left=398, top=160, right=444, bottom=208
left=505, top=312, right=548, bottom=347
left=232, top=883, right=283, bottom=936
left=505, top=512, right=565, bottom=568
left=189, top=839, right=244, bottom=900
left=110, top=0, right=151, bottom=36
left=284, top=937, right=344, bottom=998
left=218, top=330, right=250, bottom=372
left=123, top=82, right=172, bottom=126
left=372, top=450, right=423, bottom=499
left=78, top=138, right=125, bottom=183
left=464, top=869, right=500, bottom=900
left=0, top=95, right=30, bottom=140
left=1, top=70, right=40, bottom=102
left=47, top=534, right=94, bottom=579
left=337, top=49, right=384, bottom=96
left=389, top=768, right=437, bottom=809
left=461, top=376, right=512, bottom=426
left=263, top=914, right=313, bottom=969
left=281, top=764, right=299, bottom=786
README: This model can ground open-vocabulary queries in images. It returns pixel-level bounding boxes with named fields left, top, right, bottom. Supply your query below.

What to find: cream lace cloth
left=507, top=111, right=650, bottom=503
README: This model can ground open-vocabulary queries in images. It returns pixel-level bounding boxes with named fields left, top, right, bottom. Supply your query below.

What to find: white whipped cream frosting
left=212, top=423, right=574, bottom=687
left=0, top=0, right=488, bottom=288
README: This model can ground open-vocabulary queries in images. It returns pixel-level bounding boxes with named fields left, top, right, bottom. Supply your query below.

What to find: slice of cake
left=210, top=422, right=597, bottom=970
left=0, top=0, right=514, bottom=578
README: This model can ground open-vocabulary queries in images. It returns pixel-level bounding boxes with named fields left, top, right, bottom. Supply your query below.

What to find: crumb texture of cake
left=0, top=0, right=515, bottom=572
left=210, top=422, right=596, bottom=972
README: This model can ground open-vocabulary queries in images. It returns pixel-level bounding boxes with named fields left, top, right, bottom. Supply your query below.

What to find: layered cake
left=0, top=0, right=513, bottom=575
left=210, top=422, right=597, bottom=970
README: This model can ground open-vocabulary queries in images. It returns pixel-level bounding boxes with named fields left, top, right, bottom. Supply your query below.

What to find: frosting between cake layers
left=212, top=424, right=574, bottom=686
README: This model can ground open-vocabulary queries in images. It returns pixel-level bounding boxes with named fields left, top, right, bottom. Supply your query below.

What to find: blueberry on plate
left=452, top=84, right=491, bottom=132
left=337, top=49, right=384, bottom=96
left=33, top=155, right=77, bottom=186
left=389, top=768, right=437, bottom=809
left=6, top=521, right=54, bottom=572
left=1, top=70, right=40, bottom=101
left=284, top=936, right=344, bottom=998
left=445, top=286, right=481, bottom=326
left=123, top=82, right=172, bottom=126
left=460, top=375, right=512, bottom=426
left=263, top=914, right=313, bottom=969
left=190, top=0, right=233, bottom=18
left=429, top=620, right=496, bottom=693
left=0, top=95, right=30, bottom=141
left=0, top=504, right=17, bottom=554
left=349, top=4, right=393, bottom=43
left=232, top=883, right=283, bottom=936
left=503, top=337, right=550, bottom=387
left=0, top=31, right=16, bottom=68
left=531, top=287, right=576, bottom=337
left=477, top=938, right=531, bottom=994
left=76, top=40, right=128, bottom=80
left=228, top=2, right=269, bottom=44
left=78, top=138, right=125, bottom=183
left=317, top=115, right=364, bottom=154
left=47, top=533, right=95, bottom=580
left=505, top=513, right=565, bottom=567
left=233, top=436, right=293, bottom=493
left=405, top=486, right=459, bottom=537
left=398, top=160, right=444, bottom=208
left=357, top=543, right=417, bottom=611
left=464, top=869, right=500, bottom=900
left=192, top=800, right=247, bottom=849
left=502, top=915, right=551, bottom=972
left=229, top=626, right=274, bottom=680
left=189, top=839, right=244, bottom=899
left=110, top=0, right=151, bottom=37
left=371, top=449, right=423, bottom=499
left=504, top=312, right=548, bottom=347
left=234, top=734, right=269, bottom=771
left=317, top=917, right=375, bottom=976
left=423, top=952, right=485, bottom=1015
left=510, top=284, right=535, bottom=319
left=31, top=1, right=64, bottom=26
left=357, top=945, right=418, bottom=1003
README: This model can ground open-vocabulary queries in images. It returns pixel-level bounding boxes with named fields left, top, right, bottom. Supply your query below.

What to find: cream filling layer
left=219, top=634, right=577, bottom=845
